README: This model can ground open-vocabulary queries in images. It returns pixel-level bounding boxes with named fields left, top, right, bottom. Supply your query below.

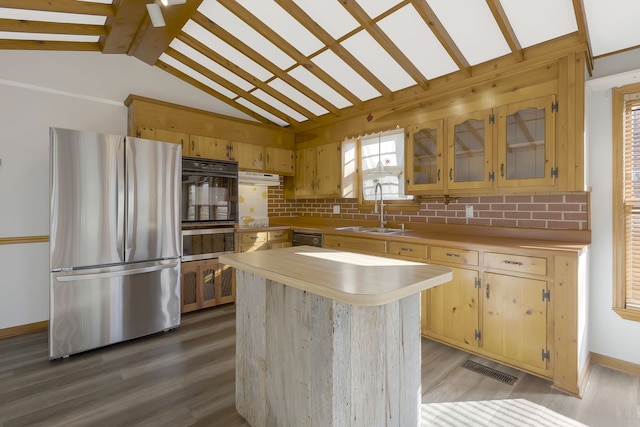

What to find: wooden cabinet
left=425, top=246, right=552, bottom=378
left=446, top=109, right=494, bottom=192
left=189, top=135, right=230, bottom=160
left=234, top=142, right=265, bottom=171
left=238, top=229, right=291, bottom=253
left=406, top=120, right=444, bottom=194
left=406, top=95, right=559, bottom=195
left=323, top=234, right=387, bottom=255
left=180, top=259, right=235, bottom=313
left=265, top=147, right=294, bottom=175
left=293, top=142, right=341, bottom=198
left=136, top=126, right=189, bottom=154
left=496, top=95, right=557, bottom=189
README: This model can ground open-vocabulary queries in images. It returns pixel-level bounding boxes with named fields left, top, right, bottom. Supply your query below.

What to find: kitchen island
left=219, top=246, right=452, bottom=427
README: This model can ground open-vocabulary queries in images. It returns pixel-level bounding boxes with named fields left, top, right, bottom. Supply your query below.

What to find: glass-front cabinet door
left=446, top=109, right=494, bottom=191
left=497, top=95, right=556, bottom=188
left=406, top=119, right=444, bottom=193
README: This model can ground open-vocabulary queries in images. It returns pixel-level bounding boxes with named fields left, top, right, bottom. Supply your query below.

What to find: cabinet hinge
left=551, top=101, right=559, bottom=112
left=489, top=114, right=495, bottom=124
left=541, top=349, right=551, bottom=362
left=550, top=167, right=559, bottom=178
left=542, top=289, right=551, bottom=302
left=475, top=330, right=481, bottom=340
left=474, top=277, right=481, bottom=288
left=488, top=171, right=495, bottom=182
left=136, top=130, right=141, bottom=137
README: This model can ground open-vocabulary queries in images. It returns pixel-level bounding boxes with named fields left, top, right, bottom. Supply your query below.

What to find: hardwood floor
left=0, top=305, right=638, bottom=427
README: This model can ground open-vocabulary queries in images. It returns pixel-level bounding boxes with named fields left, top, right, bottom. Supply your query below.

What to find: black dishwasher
left=291, top=230, right=323, bottom=247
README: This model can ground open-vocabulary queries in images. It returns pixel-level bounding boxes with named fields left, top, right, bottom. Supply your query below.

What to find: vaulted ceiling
left=1, top=0, right=639, bottom=131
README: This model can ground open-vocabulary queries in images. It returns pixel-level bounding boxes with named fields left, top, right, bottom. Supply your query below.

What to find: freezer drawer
left=49, top=260, right=180, bottom=359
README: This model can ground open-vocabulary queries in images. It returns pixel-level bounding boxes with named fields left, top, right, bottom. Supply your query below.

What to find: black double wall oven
left=181, top=157, right=238, bottom=261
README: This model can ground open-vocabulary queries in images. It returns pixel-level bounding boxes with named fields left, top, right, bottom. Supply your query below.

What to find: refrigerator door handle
left=55, top=262, right=177, bottom=282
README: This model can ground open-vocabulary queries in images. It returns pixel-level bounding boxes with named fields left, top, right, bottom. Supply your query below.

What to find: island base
left=235, top=270, right=422, bottom=427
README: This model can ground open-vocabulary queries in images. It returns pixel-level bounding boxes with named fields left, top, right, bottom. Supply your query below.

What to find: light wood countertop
left=219, top=246, right=452, bottom=306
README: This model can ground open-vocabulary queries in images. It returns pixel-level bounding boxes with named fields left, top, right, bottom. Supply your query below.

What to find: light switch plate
left=333, top=205, right=340, bottom=214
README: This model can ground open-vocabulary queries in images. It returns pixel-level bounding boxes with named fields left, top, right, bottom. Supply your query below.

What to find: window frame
left=355, top=129, right=419, bottom=212
left=612, top=83, right=640, bottom=322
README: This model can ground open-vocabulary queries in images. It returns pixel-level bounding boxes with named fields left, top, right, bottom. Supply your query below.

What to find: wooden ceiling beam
left=0, top=18, right=105, bottom=36
left=340, top=0, right=429, bottom=91
left=486, top=0, right=524, bottom=62
left=274, top=0, right=392, bottom=99
left=192, top=12, right=324, bottom=120
left=0, top=0, right=115, bottom=16
left=155, top=59, right=277, bottom=126
left=410, top=0, right=471, bottom=77
left=571, top=0, right=593, bottom=74
left=217, top=0, right=359, bottom=110
left=0, top=40, right=100, bottom=51
left=164, top=46, right=301, bottom=127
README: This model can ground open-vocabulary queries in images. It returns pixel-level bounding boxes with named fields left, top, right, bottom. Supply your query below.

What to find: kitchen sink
left=335, top=226, right=404, bottom=234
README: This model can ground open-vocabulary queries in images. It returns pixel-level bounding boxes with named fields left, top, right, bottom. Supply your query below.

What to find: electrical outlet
left=333, top=205, right=340, bottom=214
left=465, top=205, right=474, bottom=218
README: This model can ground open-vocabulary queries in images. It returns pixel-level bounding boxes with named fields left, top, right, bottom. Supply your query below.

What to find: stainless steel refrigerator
left=49, top=127, right=182, bottom=359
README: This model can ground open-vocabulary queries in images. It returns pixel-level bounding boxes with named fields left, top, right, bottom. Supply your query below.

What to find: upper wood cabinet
left=406, top=119, right=444, bottom=194
left=496, top=95, right=557, bottom=189
left=233, top=141, right=264, bottom=171
left=189, top=135, right=230, bottom=160
left=293, top=141, right=341, bottom=198
left=265, top=146, right=294, bottom=175
left=136, top=126, right=189, bottom=154
left=446, top=109, right=494, bottom=192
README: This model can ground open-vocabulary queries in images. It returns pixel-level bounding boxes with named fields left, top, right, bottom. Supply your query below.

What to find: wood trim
left=591, top=352, right=640, bottom=378
left=0, top=320, right=48, bottom=340
left=0, top=235, right=48, bottom=245
left=0, top=0, right=115, bottom=16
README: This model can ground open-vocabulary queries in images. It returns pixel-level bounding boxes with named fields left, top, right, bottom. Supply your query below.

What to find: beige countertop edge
left=219, top=252, right=453, bottom=307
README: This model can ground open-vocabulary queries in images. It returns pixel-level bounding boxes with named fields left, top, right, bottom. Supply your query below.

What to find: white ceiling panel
left=0, top=7, right=106, bottom=25
left=251, top=89, right=308, bottom=123
left=182, top=20, right=273, bottom=82
left=0, top=32, right=99, bottom=43
left=159, top=53, right=237, bottom=100
left=268, top=78, right=328, bottom=116
left=428, top=0, right=511, bottom=66
left=292, top=0, right=359, bottom=40
left=583, top=0, right=640, bottom=56
left=169, top=38, right=254, bottom=92
left=235, top=0, right=324, bottom=57
left=236, top=97, right=290, bottom=127
left=341, top=30, right=415, bottom=92
left=357, top=0, right=403, bottom=19
left=288, top=66, right=352, bottom=109
left=312, top=50, right=381, bottom=102
left=500, top=0, right=577, bottom=48
left=198, top=1, right=295, bottom=70
left=378, top=4, right=459, bottom=79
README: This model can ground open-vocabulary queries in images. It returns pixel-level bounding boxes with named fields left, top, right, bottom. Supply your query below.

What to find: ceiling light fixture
left=367, top=133, right=393, bottom=178
left=146, top=3, right=165, bottom=27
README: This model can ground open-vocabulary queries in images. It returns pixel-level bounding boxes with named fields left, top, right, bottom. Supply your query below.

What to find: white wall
left=586, top=49, right=640, bottom=365
left=0, top=50, right=251, bottom=330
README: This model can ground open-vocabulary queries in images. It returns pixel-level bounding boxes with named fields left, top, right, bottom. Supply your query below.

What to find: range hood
left=238, top=171, right=280, bottom=186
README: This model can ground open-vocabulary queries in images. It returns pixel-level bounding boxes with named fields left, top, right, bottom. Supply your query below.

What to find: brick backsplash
left=267, top=182, right=589, bottom=230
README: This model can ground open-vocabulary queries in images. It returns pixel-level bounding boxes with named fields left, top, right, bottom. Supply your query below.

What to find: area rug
left=421, top=399, right=587, bottom=426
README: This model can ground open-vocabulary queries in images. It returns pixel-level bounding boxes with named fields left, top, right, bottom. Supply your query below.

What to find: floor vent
left=462, top=360, right=519, bottom=386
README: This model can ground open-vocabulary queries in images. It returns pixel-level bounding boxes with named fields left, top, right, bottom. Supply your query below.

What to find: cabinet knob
left=485, top=283, right=491, bottom=299
left=449, top=168, right=453, bottom=181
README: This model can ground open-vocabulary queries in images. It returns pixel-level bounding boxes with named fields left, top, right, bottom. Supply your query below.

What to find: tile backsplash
left=266, top=178, right=589, bottom=230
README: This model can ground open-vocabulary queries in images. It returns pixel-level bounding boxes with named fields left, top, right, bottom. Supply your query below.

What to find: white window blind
left=623, top=93, right=640, bottom=309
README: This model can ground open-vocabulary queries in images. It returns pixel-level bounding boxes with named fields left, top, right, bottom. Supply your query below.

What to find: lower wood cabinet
left=238, top=229, right=291, bottom=253
left=322, top=232, right=585, bottom=395
left=180, top=259, right=235, bottom=313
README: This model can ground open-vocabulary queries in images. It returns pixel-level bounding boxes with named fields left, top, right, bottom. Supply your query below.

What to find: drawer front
left=240, top=243, right=267, bottom=253
left=388, top=241, right=427, bottom=260
left=431, top=246, right=479, bottom=266
left=484, top=252, right=547, bottom=275
left=323, top=235, right=386, bottom=254
left=268, top=229, right=291, bottom=242
left=268, top=241, right=291, bottom=250
left=241, top=232, right=268, bottom=245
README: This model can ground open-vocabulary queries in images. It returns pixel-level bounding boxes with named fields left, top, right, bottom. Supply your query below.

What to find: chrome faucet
left=374, top=182, right=386, bottom=228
